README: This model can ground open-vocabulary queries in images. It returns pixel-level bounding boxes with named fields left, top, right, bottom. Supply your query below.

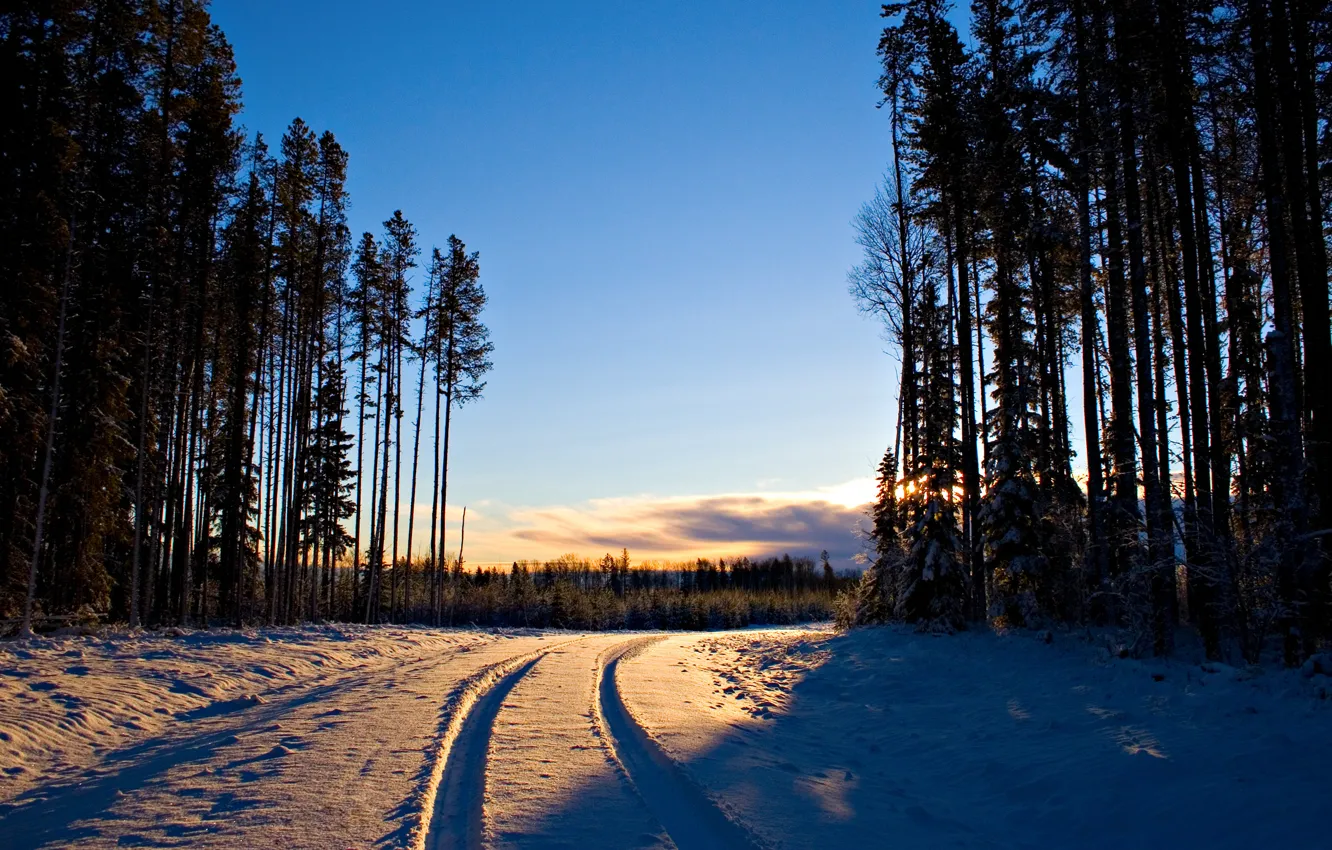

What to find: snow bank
left=617, top=626, right=1332, bottom=849
left=0, top=625, right=485, bottom=805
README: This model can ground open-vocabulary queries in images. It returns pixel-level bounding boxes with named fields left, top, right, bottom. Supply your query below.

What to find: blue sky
left=212, top=1, right=902, bottom=568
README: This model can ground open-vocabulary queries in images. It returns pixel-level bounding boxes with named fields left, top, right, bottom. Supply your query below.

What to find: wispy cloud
left=455, top=479, right=875, bottom=568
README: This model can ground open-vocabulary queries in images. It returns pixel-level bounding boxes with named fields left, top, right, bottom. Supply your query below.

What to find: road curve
left=425, top=656, right=544, bottom=850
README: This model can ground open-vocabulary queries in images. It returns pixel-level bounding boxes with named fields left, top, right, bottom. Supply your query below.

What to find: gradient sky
left=211, top=1, right=909, bottom=569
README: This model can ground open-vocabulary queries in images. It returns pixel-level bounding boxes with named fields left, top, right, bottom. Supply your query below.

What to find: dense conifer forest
left=3, top=1, right=1330, bottom=662
left=0, top=2, right=501, bottom=632
left=846, top=0, right=1331, bottom=663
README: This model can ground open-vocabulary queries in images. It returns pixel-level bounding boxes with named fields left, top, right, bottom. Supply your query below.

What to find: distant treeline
left=415, top=553, right=848, bottom=630
left=127, top=551, right=846, bottom=631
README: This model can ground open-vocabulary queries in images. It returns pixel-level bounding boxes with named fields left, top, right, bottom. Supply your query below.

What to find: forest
left=422, top=552, right=842, bottom=630
left=2, top=4, right=1329, bottom=847
left=845, top=0, right=1331, bottom=664
left=0, top=2, right=498, bottom=633
left=3, top=0, right=1330, bottom=664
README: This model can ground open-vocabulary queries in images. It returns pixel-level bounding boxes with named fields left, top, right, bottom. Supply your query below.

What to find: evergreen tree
left=426, top=236, right=493, bottom=625
left=855, top=0, right=1331, bottom=659
left=366, top=212, right=417, bottom=623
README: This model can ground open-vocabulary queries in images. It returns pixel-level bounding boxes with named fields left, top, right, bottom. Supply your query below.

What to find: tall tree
left=427, top=236, right=493, bottom=625
left=366, top=211, right=416, bottom=622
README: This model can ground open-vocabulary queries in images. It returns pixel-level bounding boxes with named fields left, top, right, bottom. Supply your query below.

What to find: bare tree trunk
left=364, top=360, right=384, bottom=623
left=1249, top=0, right=1310, bottom=664
left=1074, top=0, right=1106, bottom=594
left=405, top=337, right=428, bottom=621
left=889, top=103, right=917, bottom=473
left=129, top=285, right=157, bottom=629
left=1112, top=0, right=1171, bottom=651
left=427, top=360, right=443, bottom=625
left=20, top=215, right=76, bottom=639
left=370, top=342, right=394, bottom=624
left=972, top=254, right=988, bottom=465
left=352, top=342, right=369, bottom=616
left=179, top=357, right=203, bottom=627
left=438, top=365, right=454, bottom=626
left=391, top=331, right=404, bottom=622
left=1159, top=0, right=1219, bottom=656
left=949, top=199, right=983, bottom=622
left=1100, top=117, right=1140, bottom=578
left=241, top=183, right=277, bottom=626
left=1274, top=0, right=1332, bottom=647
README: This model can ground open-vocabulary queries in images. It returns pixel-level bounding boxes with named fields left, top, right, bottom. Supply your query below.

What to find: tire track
left=595, top=637, right=769, bottom=850
left=480, top=636, right=672, bottom=849
left=415, top=637, right=586, bottom=850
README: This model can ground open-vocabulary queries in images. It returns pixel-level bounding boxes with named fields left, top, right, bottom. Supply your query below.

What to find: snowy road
left=4, top=625, right=1331, bottom=849
left=427, top=635, right=667, bottom=850
left=422, top=633, right=766, bottom=850
left=0, top=629, right=774, bottom=850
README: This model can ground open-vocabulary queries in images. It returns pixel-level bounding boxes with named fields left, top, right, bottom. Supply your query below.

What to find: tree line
left=0, top=2, right=492, bottom=634
left=434, top=552, right=845, bottom=631
left=846, top=0, right=1330, bottom=663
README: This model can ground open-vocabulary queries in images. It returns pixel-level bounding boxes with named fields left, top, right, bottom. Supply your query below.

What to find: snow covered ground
left=620, top=628, right=1332, bottom=849
left=2, top=624, right=1329, bottom=849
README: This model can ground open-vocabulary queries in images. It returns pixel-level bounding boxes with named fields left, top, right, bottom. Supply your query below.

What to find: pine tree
left=348, top=232, right=382, bottom=615
left=216, top=162, right=269, bottom=626
left=0, top=3, right=491, bottom=631
left=305, top=356, right=356, bottom=614
left=427, top=236, right=493, bottom=625
left=364, top=211, right=416, bottom=623
left=858, top=0, right=1332, bottom=657
left=896, top=278, right=968, bottom=631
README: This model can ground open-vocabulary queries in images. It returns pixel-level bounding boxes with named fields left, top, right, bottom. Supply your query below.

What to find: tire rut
left=595, top=637, right=768, bottom=850
left=417, top=637, right=586, bottom=850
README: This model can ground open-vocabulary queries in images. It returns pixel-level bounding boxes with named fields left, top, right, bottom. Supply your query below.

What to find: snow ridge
left=408, top=636, right=585, bottom=850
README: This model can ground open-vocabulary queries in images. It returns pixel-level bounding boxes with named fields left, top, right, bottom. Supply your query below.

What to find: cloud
left=457, top=479, right=876, bottom=569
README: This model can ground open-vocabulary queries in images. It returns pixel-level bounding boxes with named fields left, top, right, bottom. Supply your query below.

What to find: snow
left=0, top=626, right=473, bottom=802
left=475, top=636, right=669, bottom=849
left=2, top=624, right=1329, bottom=848
left=0, top=627, right=560, bottom=848
left=618, top=627, right=1332, bottom=849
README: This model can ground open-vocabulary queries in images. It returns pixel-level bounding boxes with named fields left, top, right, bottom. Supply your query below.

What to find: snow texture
left=2, top=624, right=1329, bottom=848
left=618, top=626, right=1332, bottom=849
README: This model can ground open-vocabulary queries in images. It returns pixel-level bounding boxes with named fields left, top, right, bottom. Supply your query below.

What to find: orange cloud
left=456, top=479, right=875, bottom=568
